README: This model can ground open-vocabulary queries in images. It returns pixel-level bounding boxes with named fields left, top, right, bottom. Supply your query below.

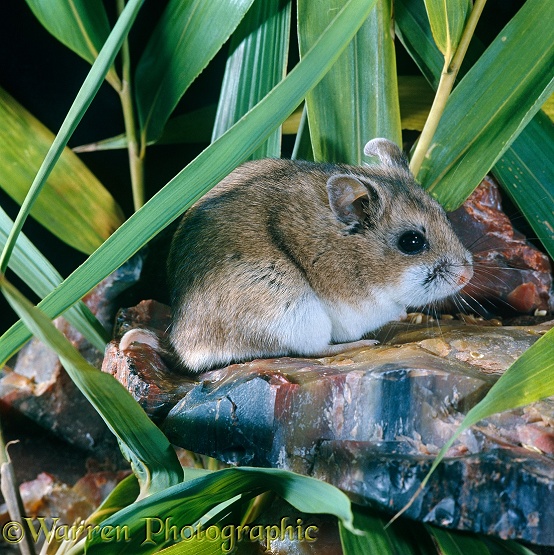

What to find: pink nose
left=457, top=266, right=473, bottom=286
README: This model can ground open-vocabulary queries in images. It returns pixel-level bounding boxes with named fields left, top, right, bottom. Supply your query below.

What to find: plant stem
left=117, top=0, right=145, bottom=211
left=0, top=423, right=37, bottom=555
left=409, top=0, right=488, bottom=177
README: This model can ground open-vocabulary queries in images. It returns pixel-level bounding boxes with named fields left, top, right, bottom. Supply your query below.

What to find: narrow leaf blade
left=492, top=110, right=554, bottom=259
left=298, top=0, right=399, bottom=164
left=415, top=0, right=554, bottom=210
left=86, top=467, right=354, bottom=554
left=427, top=525, right=491, bottom=555
left=212, top=0, right=291, bottom=159
left=24, top=0, right=111, bottom=65
left=0, top=278, right=183, bottom=496
left=0, top=206, right=108, bottom=350
left=0, top=86, right=124, bottom=254
left=135, top=0, right=255, bottom=143
left=423, top=0, right=471, bottom=60
left=340, top=507, right=426, bottom=555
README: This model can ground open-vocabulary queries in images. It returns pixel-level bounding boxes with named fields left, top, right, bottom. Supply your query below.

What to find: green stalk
left=410, top=0, right=488, bottom=176
left=116, top=0, right=145, bottom=211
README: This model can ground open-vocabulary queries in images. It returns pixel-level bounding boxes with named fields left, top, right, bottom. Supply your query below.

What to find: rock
left=448, top=176, right=553, bottom=314
left=160, top=320, right=554, bottom=545
left=104, top=296, right=554, bottom=544
left=0, top=254, right=144, bottom=456
left=102, top=300, right=196, bottom=421
left=0, top=470, right=131, bottom=553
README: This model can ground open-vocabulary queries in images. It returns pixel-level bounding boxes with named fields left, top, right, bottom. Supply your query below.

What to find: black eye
left=397, top=230, right=428, bottom=255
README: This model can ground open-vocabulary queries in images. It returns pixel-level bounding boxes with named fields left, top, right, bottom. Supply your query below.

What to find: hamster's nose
left=457, top=265, right=474, bottom=287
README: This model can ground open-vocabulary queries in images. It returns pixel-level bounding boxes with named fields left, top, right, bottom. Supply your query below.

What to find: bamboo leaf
left=86, top=467, right=355, bottom=554
left=408, top=0, right=554, bottom=210
left=24, top=0, right=120, bottom=88
left=0, top=0, right=376, bottom=365
left=298, top=0, right=400, bottom=164
left=427, top=525, right=491, bottom=555
left=484, top=537, right=539, bottom=555
left=491, top=110, right=554, bottom=259
left=212, top=0, right=291, bottom=159
left=135, top=0, right=256, bottom=144
left=0, top=277, right=183, bottom=496
left=0, top=86, right=124, bottom=255
left=340, top=507, right=426, bottom=555
left=74, top=103, right=306, bottom=153
left=156, top=538, right=223, bottom=555
left=423, top=0, right=471, bottom=62
left=395, top=0, right=443, bottom=89
left=0, top=0, right=143, bottom=274
left=0, top=206, right=108, bottom=350
left=463, top=327, right=554, bottom=421
left=89, top=474, right=140, bottom=524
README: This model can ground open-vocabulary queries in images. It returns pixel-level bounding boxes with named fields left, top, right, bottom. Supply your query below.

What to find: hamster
left=144, top=139, right=473, bottom=373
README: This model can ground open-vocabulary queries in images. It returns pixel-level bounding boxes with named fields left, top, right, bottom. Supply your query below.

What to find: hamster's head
left=326, top=138, right=473, bottom=309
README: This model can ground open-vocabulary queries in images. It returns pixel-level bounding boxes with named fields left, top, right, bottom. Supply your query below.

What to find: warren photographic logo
left=2, top=516, right=319, bottom=553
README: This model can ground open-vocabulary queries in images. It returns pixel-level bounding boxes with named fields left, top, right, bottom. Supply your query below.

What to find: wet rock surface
left=107, top=299, right=554, bottom=545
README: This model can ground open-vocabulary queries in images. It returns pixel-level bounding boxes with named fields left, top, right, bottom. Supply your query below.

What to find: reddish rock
left=0, top=255, right=143, bottom=456
left=448, top=176, right=553, bottom=313
left=102, top=300, right=196, bottom=421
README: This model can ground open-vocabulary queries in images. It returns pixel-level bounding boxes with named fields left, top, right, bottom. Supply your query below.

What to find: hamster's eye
left=397, top=230, right=428, bottom=255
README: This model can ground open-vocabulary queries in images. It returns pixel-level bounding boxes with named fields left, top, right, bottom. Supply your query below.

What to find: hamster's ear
left=364, top=138, right=409, bottom=170
left=327, top=174, right=381, bottom=227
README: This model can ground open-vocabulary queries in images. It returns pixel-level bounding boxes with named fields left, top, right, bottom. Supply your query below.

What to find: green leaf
left=74, top=103, right=307, bottom=153
left=0, top=277, right=183, bottom=497
left=395, top=0, right=443, bottom=89
left=492, top=110, right=554, bottom=259
left=86, top=467, right=354, bottom=554
left=0, top=86, right=124, bottom=255
left=155, top=537, right=224, bottom=555
left=0, top=206, right=108, bottom=350
left=396, top=0, right=554, bottom=259
left=212, top=0, right=291, bottom=159
left=90, top=474, right=140, bottom=524
left=484, top=537, right=539, bottom=555
left=135, top=0, right=256, bottom=144
left=423, top=0, right=471, bottom=62
left=0, top=0, right=143, bottom=274
left=340, top=507, right=427, bottom=555
left=413, top=0, right=554, bottom=210
left=427, top=525, right=491, bottom=555
left=464, top=327, right=554, bottom=421
left=298, top=0, right=399, bottom=164
left=0, top=0, right=377, bottom=365
left=24, top=0, right=120, bottom=88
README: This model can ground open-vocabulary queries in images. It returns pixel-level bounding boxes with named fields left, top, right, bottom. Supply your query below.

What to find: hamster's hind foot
left=316, top=339, right=379, bottom=357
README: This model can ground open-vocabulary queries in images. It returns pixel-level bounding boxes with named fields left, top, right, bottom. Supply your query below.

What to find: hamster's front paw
left=319, top=339, right=379, bottom=357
